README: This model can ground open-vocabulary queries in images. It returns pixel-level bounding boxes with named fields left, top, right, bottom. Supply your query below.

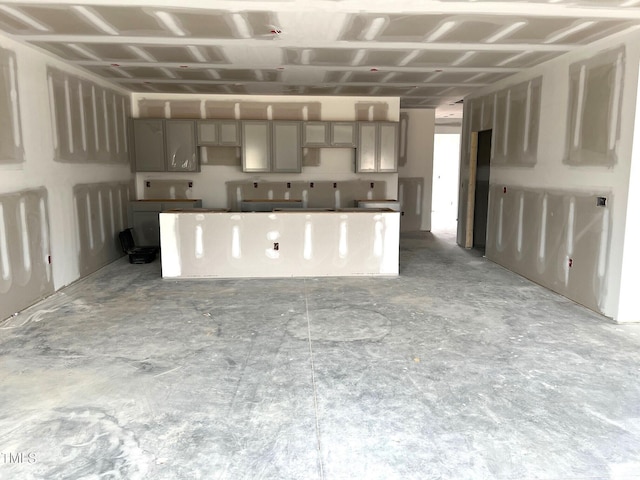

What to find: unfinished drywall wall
left=398, top=177, right=424, bottom=232
left=73, top=182, right=132, bottom=277
left=565, top=47, right=625, bottom=166
left=133, top=94, right=400, bottom=208
left=142, top=179, right=194, bottom=199
left=0, top=32, right=133, bottom=321
left=0, top=46, right=23, bottom=164
left=486, top=185, right=611, bottom=313
left=48, top=67, right=131, bottom=164
left=476, top=77, right=542, bottom=166
left=398, top=109, right=435, bottom=231
left=0, top=188, right=53, bottom=320
left=457, top=27, right=640, bottom=321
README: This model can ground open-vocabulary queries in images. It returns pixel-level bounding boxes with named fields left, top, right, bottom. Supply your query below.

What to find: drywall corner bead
left=470, top=100, right=482, bottom=133
left=0, top=46, right=25, bottom=165
left=481, top=95, right=494, bottom=132
left=564, top=46, right=625, bottom=167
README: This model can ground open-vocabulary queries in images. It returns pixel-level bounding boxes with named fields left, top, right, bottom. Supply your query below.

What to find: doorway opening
left=464, top=129, right=492, bottom=252
left=431, top=133, right=461, bottom=233
left=473, top=130, right=492, bottom=252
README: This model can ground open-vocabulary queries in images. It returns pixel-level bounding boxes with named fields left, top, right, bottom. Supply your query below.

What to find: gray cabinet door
left=303, top=122, right=329, bottom=146
left=166, top=120, right=198, bottom=172
left=133, top=119, right=165, bottom=172
left=331, top=122, right=357, bottom=147
left=242, top=121, right=271, bottom=172
left=356, top=123, right=377, bottom=172
left=272, top=121, right=302, bottom=173
left=218, top=121, right=241, bottom=146
left=132, top=210, right=161, bottom=246
left=378, top=122, right=398, bottom=172
left=197, top=121, right=218, bottom=145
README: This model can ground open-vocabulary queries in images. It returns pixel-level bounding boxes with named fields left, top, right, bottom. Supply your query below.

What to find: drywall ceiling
left=0, top=0, right=639, bottom=119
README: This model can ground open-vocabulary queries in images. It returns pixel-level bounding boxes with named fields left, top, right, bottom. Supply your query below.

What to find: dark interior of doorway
left=473, top=129, right=492, bottom=252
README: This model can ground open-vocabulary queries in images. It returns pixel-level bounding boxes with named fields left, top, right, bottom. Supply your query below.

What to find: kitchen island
left=159, top=209, right=400, bottom=278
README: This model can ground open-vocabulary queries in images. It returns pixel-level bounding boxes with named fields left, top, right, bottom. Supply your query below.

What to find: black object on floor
left=118, top=228, right=158, bottom=264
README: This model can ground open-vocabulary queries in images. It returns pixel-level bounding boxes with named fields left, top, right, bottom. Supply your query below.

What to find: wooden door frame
left=464, top=131, right=479, bottom=249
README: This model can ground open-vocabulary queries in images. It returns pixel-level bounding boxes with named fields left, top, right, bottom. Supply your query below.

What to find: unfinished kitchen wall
left=0, top=188, right=53, bottom=321
left=225, top=179, right=386, bottom=211
left=0, top=46, right=23, bottom=165
left=132, top=94, right=400, bottom=208
left=398, top=109, right=435, bottom=231
left=47, top=67, right=130, bottom=164
left=0, top=33, right=132, bottom=321
left=457, top=27, right=640, bottom=322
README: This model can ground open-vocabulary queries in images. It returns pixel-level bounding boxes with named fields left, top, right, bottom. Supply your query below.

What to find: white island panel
left=160, top=211, right=400, bottom=278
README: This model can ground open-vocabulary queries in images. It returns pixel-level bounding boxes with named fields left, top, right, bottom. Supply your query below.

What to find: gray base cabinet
left=130, top=199, right=202, bottom=247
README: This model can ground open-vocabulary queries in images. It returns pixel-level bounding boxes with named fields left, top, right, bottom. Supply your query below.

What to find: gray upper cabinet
left=242, top=121, right=271, bottom=172
left=378, top=123, right=399, bottom=172
left=166, top=120, right=198, bottom=172
left=272, top=121, right=302, bottom=173
left=242, top=121, right=301, bottom=173
left=219, top=121, right=241, bottom=146
left=133, top=119, right=165, bottom=172
left=197, top=120, right=240, bottom=146
left=197, top=121, right=218, bottom=145
left=133, top=119, right=199, bottom=172
left=303, top=121, right=357, bottom=147
left=331, top=122, right=357, bottom=147
left=356, top=122, right=398, bottom=173
left=303, top=122, right=330, bottom=147
left=357, top=123, right=377, bottom=172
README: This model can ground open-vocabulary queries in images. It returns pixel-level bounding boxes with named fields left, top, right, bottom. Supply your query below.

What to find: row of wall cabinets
left=132, top=119, right=398, bottom=173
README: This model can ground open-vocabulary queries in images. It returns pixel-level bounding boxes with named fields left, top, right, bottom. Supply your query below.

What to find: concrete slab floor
left=2, top=231, right=640, bottom=479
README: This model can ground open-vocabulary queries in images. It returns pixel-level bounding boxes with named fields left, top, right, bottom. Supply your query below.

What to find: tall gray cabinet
left=133, top=119, right=165, bottom=172
left=133, top=119, right=199, bottom=172
left=356, top=122, right=398, bottom=173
